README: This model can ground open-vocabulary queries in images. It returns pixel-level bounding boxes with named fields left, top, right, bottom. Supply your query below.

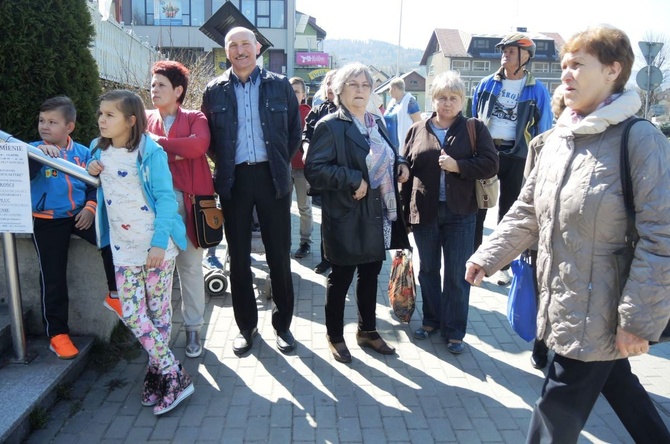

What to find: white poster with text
left=0, top=143, right=33, bottom=233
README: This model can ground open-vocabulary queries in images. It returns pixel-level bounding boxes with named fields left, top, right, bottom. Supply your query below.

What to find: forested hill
left=323, top=39, right=424, bottom=75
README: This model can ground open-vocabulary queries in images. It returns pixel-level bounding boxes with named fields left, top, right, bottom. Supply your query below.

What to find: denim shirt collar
left=231, top=66, right=260, bottom=86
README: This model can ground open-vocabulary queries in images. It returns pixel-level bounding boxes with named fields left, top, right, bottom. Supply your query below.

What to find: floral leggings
left=116, top=260, right=178, bottom=373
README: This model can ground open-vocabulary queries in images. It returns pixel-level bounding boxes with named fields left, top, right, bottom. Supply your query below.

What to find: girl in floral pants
left=88, top=90, right=194, bottom=416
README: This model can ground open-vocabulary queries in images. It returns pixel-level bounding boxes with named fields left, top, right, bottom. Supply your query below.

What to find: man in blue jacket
left=472, top=33, right=552, bottom=285
left=201, top=27, right=301, bottom=356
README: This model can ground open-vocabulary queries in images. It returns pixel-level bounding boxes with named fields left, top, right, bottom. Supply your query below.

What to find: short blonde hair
left=430, top=71, right=466, bottom=102
left=389, top=77, right=405, bottom=93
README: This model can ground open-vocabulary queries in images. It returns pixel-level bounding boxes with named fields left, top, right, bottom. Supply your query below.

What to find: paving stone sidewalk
left=27, top=203, right=670, bottom=443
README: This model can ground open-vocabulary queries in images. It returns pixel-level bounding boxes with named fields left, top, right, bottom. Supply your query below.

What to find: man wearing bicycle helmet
left=472, top=32, right=552, bottom=285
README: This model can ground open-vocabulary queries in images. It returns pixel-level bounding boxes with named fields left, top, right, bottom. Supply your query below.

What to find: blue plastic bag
left=507, top=253, right=537, bottom=342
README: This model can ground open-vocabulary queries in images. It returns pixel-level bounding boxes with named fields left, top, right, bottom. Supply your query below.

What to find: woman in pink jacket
left=147, top=60, right=212, bottom=358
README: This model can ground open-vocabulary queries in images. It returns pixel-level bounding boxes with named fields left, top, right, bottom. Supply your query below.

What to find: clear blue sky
left=296, top=0, right=670, bottom=65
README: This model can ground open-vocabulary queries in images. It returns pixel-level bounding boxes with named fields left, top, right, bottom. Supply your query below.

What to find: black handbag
left=615, top=118, right=670, bottom=343
left=190, top=194, right=224, bottom=248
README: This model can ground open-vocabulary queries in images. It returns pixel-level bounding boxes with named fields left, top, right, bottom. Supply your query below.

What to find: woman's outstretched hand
left=465, top=261, right=486, bottom=286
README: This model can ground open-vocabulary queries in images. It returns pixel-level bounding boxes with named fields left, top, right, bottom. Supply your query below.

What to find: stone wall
left=0, top=234, right=119, bottom=340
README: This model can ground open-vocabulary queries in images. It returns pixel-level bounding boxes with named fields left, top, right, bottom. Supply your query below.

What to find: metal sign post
left=637, top=41, right=664, bottom=119
left=0, top=129, right=99, bottom=363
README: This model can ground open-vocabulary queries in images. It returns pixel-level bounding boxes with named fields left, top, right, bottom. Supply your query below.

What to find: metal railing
left=0, top=130, right=99, bottom=363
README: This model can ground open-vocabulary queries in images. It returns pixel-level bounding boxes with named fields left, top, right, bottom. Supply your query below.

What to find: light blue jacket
left=89, top=134, right=187, bottom=252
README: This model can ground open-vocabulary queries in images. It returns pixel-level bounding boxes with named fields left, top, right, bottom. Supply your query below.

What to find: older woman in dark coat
left=305, top=63, right=410, bottom=364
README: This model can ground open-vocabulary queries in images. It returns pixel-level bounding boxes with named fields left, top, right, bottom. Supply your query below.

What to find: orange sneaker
left=49, top=334, right=79, bottom=360
left=104, top=293, right=123, bottom=320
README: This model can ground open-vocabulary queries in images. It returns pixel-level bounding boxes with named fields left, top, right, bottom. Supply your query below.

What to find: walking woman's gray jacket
left=469, top=91, right=670, bottom=361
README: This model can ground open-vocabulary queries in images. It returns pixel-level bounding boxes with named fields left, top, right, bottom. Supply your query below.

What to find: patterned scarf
left=359, top=112, right=397, bottom=221
left=568, top=92, right=622, bottom=123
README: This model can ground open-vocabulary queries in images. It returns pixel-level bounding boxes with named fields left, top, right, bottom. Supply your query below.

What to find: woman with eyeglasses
left=401, top=71, right=498, bottom=354
left=305, top=63, right=411, bottom=364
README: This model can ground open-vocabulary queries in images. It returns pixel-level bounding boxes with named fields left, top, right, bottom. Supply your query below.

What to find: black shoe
left=275, top=330, right=296, bottom=354
left=327, top=335, right=352, bottom=363
left=233, top=328, right=258, bottom=356
left=356, top=330, right=396, bottom=355
left=530, top=339, right=549, bottom=369
left=294, top=243, right=311, bottom=258
left=314, top=260, right=331, bottom=274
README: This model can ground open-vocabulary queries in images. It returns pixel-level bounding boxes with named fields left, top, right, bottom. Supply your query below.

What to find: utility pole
left=396, top=0, right=403, bottom=77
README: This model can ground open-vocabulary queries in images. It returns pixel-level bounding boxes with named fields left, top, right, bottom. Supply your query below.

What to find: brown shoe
left=356, top=330, right=396, bottom=355
left=327, top=335, right=352, bottom=363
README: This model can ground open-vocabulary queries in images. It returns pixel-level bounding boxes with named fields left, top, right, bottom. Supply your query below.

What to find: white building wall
left=88, top=2, right=161, bottom=88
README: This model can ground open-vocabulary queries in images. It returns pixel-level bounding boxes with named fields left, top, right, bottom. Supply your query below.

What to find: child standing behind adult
left=29, top=96, right=117, bottom=360
left=87, top=89, right=194, bottom=416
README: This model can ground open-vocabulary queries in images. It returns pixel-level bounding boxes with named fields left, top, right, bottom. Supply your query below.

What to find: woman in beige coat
left=465, top=26, right=670, bottom=443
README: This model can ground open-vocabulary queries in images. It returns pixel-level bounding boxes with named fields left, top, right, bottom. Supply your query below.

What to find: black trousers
left=325, top=260, right=383, bottom=342
left=475, top=153, right=526, bottom=254
left=527, top=353, right=670, bottom=443
left=32, top=216, right=116, bottom=337
left=221, top=162, right=294, bottom=332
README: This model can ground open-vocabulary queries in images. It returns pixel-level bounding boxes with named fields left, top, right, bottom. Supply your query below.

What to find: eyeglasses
left=345, top=82, right=372, bottom=91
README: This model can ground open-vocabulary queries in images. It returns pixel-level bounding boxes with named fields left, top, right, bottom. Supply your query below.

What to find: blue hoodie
left=89, top=134, right=187, bottom=252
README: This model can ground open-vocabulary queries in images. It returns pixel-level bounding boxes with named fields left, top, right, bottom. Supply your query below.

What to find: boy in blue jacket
left=29, top=96, right=117, bottom=359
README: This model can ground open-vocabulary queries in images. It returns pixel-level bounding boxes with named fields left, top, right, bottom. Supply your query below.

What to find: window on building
left=472, top=60, right=490, bottom=71
left=131, top=0, right=285, bottom=28
left=191, top=1, right=205, bottom=25
left=131, top=0, right=146, bottom=25
left=256, top=0, right=270, bottom=27
left=270, top=0, right=285, bottom=28
left=240, top=0, right=255, bottom=22
left=473, top=39, right=489, bottom=49
left=536, top=41, right=549, bottom=53
left=532, top=62, right=550, bottom=73
left=429, top=65, right=435, bottom=75
left=451, top=60, right=470, bottom=71
left=212, top=0, right=229, bottom=12
left=551, top=63, right=562, bottom=73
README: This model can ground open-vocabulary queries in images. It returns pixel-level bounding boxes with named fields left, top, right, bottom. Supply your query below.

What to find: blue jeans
left=412, top=202, right=475, bottom=341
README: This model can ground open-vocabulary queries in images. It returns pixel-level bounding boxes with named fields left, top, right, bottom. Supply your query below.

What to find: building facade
left=293, top=12, right=328, bottom=102
left=420, top=28, right=564, bottom=113
left=375, top=71, right=427, bottom=113
left=116, top=0, right=297, bottom=75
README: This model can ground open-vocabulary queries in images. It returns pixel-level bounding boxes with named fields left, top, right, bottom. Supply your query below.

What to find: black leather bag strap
left=620, top=117, right=647, bottom=247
